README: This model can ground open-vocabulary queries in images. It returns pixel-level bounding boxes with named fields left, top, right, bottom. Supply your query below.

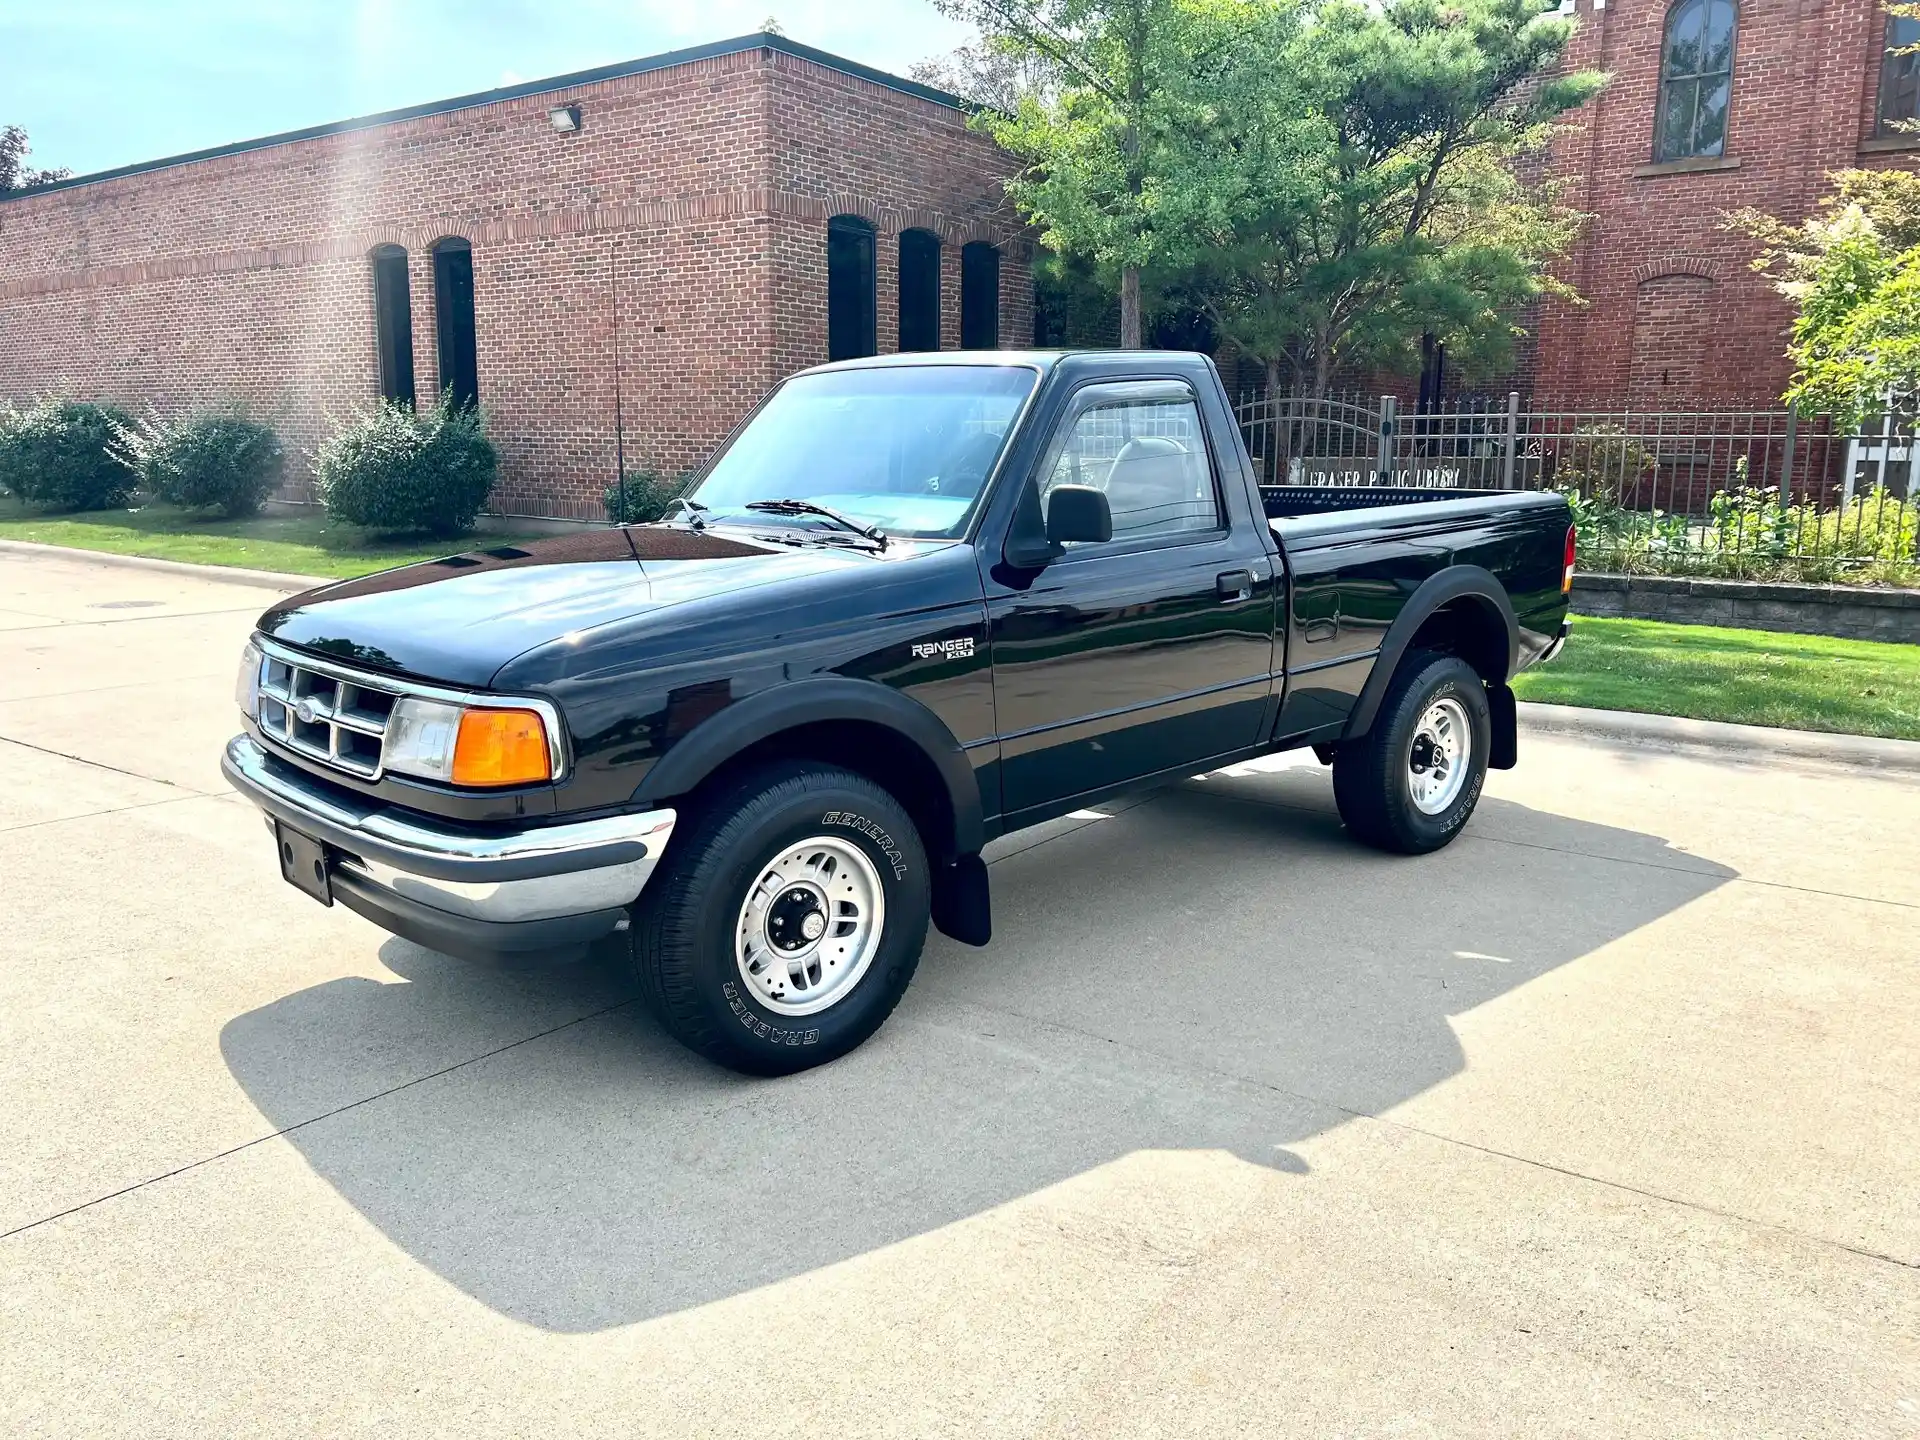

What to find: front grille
left=256, top=652, right=399, bottom=780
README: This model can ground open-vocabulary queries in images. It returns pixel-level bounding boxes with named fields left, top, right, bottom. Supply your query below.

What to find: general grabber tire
left=631, top=761, right=931, bottom=1076
left=1332, top=650, right=1492, bottom=856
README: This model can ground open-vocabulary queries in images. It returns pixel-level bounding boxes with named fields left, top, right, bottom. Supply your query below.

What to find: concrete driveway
left=2, top=547, right=1916, bottom=1438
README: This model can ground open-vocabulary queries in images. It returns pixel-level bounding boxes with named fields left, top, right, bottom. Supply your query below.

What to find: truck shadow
left=219, top=763, right=1734, bottom=1333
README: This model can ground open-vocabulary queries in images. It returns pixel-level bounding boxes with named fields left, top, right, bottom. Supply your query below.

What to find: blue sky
left=0, top=1, right=974, bottom=179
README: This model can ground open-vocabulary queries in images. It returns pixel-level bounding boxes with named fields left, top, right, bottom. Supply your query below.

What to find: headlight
left=386, top=698, right=554, bottom=788
left=385, top=697, right=465, bottom=782
left=234, top=641, right=263, bottom=718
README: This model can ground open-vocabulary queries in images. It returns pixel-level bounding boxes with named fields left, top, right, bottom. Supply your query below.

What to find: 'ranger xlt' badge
left=911, top=637, right=975, bottom=661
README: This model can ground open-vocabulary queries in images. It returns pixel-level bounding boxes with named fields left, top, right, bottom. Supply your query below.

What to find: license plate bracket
left=275, top=820, right=334, bottom=906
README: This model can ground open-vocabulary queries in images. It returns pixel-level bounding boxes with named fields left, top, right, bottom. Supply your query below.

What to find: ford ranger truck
left=224, top=350, right=1574, bottom=1075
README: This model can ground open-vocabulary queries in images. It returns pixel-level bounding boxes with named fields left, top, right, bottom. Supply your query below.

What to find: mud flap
left=1488, top=682, right=1518, bottom=770
left=931, top=853, right=992, bottom=947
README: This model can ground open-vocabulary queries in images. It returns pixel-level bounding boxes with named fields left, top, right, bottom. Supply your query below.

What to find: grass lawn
left=1512, top=615, right=1920, bottom=740
left=0, top=497, right=554, bottom=579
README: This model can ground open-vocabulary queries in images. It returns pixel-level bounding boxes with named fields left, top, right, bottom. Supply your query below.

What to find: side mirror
left=1045, top=485, right=1112, bottom=546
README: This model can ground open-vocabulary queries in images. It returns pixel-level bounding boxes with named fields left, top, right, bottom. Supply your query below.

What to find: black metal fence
left=1234, top=390, right=1920, bottom=584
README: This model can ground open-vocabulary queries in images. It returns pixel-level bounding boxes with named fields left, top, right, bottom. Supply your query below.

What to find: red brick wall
left=760, top=52, right=1033, bottom=386
left=1627, top=272, right=1719, bottom=404
left=0, top=41, right=1028, bottom=518
left=1532, top=0, right=1920, bottom=410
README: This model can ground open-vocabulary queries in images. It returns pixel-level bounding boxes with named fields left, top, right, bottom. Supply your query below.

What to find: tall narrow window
left=898, top=228, right=942, bottom=352
left=1879, top=14, right=1920, bottom=135
left=371, top=244, right=416, bottom=406
left=827, top=215, right=877, bottom=362
left=961, top=241, right=1000, bottom=349
left=432, top=238, right=479, bottom=409
left=1653, top=0, right=1736, bottom=161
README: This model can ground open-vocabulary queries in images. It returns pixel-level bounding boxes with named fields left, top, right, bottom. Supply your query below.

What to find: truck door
left=984, top=378, right=1276, bottom=821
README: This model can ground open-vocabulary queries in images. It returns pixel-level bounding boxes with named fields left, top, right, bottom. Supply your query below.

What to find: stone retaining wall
left=1572, top=573, right=1920, bottom=644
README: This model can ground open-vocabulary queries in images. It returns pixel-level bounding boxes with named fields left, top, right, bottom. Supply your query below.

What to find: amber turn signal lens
left=451, top=707, right=553, bottom=787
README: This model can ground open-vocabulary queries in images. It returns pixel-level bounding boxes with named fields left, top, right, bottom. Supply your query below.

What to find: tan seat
left=1102, top=436, right=1214, bottom=536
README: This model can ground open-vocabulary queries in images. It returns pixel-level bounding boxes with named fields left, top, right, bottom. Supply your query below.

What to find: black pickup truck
left=224, top=350, right=1573, bottom=1074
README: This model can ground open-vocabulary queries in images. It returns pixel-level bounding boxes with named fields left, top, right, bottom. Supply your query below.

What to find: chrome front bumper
left=222, top=734, right=676, bottom=955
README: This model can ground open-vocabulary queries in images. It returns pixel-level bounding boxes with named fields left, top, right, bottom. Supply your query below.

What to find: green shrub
left=1562, top=476, right=1920, bottom=585
left=0, top=398, right=135, bottom=511
left=1550, top=424, right=1659, bottom=496
left=603, top=467, right=693, bottom=524
left=1556, top=484, right=1695, bottom=572
left=1801, top=485, right=1919, bottom=564
left=108, top=407, right=283, bottom=517
left=1548, top=426, right=1920, bottom=584
left=316, top=396, right=497, bottom=536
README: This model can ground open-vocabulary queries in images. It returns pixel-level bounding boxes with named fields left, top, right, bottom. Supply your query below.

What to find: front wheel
left=1332, top=651, right=1492, bottom=855
left=630, top=761, right=930, bottom=1075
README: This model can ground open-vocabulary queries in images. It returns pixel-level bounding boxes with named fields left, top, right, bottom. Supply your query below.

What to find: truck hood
left=256, top=525, right=898, bottom=688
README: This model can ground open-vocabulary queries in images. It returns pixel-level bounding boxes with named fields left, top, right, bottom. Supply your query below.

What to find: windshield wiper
left=661, top=496, right=710, bottom=529
left=743, top=498, right=888, bottom=549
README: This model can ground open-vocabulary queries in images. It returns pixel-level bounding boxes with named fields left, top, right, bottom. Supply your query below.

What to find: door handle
left=1216, top=569, right=1255, bottom=602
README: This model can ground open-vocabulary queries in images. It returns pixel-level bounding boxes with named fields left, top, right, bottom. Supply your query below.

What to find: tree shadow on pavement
left=220, top=762, right=1735, bottom=1332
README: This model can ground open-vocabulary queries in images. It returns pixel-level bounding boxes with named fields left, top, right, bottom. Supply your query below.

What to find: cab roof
left=796, top=349, right=1213, bottom=378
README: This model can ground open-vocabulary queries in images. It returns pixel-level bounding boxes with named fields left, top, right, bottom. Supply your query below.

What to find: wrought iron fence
left=1234, top=390, right=1920, bottom=585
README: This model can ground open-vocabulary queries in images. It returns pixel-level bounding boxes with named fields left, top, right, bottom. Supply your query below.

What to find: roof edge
left=1, top=32, right=971, bottom=204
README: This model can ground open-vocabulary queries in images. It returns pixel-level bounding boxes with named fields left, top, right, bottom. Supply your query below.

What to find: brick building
left=1529, top=0, right=1920, bottom=409
left=0, top=33, right=1032, bottom=517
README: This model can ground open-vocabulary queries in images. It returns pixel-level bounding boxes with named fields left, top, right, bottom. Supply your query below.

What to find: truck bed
left=1261, top=485, right=1566, bottom=547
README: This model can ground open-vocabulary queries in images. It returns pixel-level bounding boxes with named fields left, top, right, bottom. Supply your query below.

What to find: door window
left=1042, top=393, right=1220, bottom=543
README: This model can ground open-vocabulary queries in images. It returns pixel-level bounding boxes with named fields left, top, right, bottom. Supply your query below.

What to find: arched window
left=1654, top=0, right=1736, bottom=161
left=371, top=244, right=416, bottom=406
left=432, top=237, right=479, bottom=409
left=1879, top=13, right=1920, bottom=135
left=826, top=215, right=877, bottom=362
left=961, top=241, right=1000, bottom=349
left=898, top=228, right=942, bottom=352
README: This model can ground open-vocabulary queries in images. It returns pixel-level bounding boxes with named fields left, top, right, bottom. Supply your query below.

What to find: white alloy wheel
left=1407, top=696, right=1472, bottom=815
left=733, top=837, right=887, bottom=1016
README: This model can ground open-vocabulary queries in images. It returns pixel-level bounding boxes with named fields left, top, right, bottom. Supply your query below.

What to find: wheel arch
left=630, top=677, right=985, bottom=864
left=1344, top=566, right=1518, bottom=742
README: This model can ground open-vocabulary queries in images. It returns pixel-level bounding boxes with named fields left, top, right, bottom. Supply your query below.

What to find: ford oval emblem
left=294, top=697, right=323, bottom=725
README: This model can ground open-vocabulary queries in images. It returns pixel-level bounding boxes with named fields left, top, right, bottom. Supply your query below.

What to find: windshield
left=687, top=365, right=1037, bottom=540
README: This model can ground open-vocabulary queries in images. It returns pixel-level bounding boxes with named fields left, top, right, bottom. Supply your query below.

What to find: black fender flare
left=1344, top=565, right=1519, bottom=741
left=630, top=676, right=986, bottom=859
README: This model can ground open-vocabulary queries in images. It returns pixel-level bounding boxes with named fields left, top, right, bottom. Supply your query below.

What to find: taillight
left=1562, top=523, right=1576, bottom=594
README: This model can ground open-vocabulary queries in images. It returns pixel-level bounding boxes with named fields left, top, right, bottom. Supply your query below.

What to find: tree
left=909, top=39, right=1060, bottom=111
left=1033, top=248, right=1118, bottom=344
left=1189, top=0, right=1604, bottom=395
left=0, top=125, right=69, bottom=195
left=938, top=0, right=1280, bottom=347
left=1730, top=168, right=1920, bottom=424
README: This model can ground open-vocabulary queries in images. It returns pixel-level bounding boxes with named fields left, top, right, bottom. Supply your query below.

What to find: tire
left=630, top=761, right=931, bottom=1076
left=1332, top=651, right=1491, bottom=855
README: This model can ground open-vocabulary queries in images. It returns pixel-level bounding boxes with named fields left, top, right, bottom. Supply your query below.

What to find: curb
left=0, top=539, right=321, bottom=593
left=1518, top=701, right=1920, bottom=774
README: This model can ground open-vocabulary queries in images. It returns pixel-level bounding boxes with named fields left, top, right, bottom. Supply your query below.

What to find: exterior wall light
left=548, top=104, right=582, bottom=133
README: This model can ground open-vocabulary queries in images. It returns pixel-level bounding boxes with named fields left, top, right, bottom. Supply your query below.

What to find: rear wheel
left=1332, top=651, right=1491, bottom=855
left=631, top=761, right=930, bottom=1075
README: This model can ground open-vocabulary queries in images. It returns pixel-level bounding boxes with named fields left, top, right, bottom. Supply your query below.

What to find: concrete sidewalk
left=2, top=545, right=1916, bottom=1438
